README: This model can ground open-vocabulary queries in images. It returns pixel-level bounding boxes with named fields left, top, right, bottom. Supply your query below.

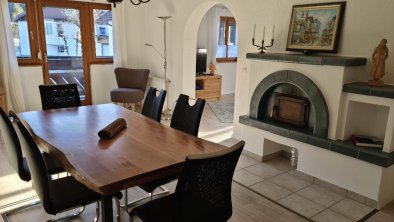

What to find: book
left=351, top=135, right=383, bottom=148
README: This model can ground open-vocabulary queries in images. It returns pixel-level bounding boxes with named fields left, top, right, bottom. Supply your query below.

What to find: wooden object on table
left=195, top=74, right=222, bottom=101
left=19, top=104, right=225, bottom=222
left=0, top=87, right=7, bottom=112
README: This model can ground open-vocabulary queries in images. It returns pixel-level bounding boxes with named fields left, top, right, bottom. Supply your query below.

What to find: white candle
left=263, top=26, right=266, bottom=41
left=272, top=25, right=275, bottom=40
left=253, top=24, right=256, bottom=39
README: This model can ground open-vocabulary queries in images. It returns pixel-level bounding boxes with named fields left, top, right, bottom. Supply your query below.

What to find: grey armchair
left=110, top=68, right=150, bottom=111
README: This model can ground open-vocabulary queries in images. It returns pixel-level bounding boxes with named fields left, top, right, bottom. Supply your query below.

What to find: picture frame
left=286, top=1, right=346, bottom=53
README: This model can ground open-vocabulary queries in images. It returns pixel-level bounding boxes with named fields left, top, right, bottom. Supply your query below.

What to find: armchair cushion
left=110, top=88, right=145, bottom=103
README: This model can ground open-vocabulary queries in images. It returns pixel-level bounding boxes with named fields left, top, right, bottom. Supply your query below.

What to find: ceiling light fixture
left=107, top=0, right=150, bottom=7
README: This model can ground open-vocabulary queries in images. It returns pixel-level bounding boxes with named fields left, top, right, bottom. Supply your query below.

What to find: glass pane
left=218, top=19, right=225, bottom=45
left=216, top=19, right=226, bottom=58
left=93, top=9, right=113, bottom=58
left=228, top=45, right=238, bottom=58
left=8, top=2, right=31, bottom=58
left=43, top=7, right=86, bottom=100
left=228, top=21, right=237, bottom=45
left=216, top=45, right=226, bottom=58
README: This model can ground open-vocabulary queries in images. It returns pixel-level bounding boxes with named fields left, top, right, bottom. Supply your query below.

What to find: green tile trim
left=246, top=53, right=367, bottom=66
left=239, top=116, right=394, bottom=167
left=343, top=82, right=394, bottom=99
left=249, top=70, right=329, bottom=138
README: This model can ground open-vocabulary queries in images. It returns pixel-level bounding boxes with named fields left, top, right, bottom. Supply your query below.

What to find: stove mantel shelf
left=246, top=52, right=367, bottom=66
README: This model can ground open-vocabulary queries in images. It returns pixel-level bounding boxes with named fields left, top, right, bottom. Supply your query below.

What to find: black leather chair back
left=39, top=84, right=81, bottom=110
left=175, top=141, right=245, bottom=221
left=141, top=87, right=166, bottom=122
left=16, top=120, right=51, bottom=210
left=0, top=109, right=30, bottom=181
left=170, top=94, right=205, bottom=137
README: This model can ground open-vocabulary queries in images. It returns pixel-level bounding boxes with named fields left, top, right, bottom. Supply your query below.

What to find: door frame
left=37, top=0, right=92, bottom=105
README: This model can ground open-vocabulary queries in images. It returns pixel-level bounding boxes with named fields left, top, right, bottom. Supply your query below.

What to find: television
left=196, top=48, right=207, bottom=74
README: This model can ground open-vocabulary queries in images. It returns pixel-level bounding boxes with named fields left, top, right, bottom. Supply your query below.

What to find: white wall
left=14, top=0, right=394, bottom=114
left=122, top=0, right=394, bottom=121
left=19, top=63, right=116, bottom=111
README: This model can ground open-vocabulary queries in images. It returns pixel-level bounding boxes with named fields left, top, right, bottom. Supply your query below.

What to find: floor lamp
left=145, top=16, right=172, bottom=120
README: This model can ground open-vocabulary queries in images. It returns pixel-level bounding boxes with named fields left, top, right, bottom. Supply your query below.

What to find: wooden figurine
left=369, top=39, right=389, bottom=87
left=209, top=63, right=216, bottom=75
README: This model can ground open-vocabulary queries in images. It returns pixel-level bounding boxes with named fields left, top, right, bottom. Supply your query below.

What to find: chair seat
left=110, top=88, right=145, bottom=103
left=130, top=193, right=230, bottom=222
left=47, top=176, right=102, bottom=214
left=139, top=174, right=178, bottom=193
left=42, top=153, right=65, bottom=175
left=48, top=176, right=123, bottom=215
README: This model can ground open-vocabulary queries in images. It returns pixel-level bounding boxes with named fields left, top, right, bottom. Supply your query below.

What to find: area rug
left=208, top=101, right=234, bottom=123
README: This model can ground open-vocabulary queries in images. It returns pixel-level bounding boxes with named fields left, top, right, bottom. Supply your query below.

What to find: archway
left=181, top=1, right=238, bottom=98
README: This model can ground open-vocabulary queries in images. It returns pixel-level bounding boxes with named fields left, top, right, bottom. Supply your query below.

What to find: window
left=8, top=0, right=40, bottom=65
left=8, top=0, right=113, bottom=66
left=44, top=22, right=53, bottom=35
left=90, top=4, right=113, bottom=62
left=98, top=27, right=107, bottom=35
left=216, top=17, right=238, bottom=63
left=57, top=45, right=67, bottom=53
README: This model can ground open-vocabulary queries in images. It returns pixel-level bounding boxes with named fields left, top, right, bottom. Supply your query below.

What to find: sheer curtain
left=209, top=7, right=220, bottom=64
left=112, top=5, right=127, bottom=68
left=0, top=0, right=26, bottom=112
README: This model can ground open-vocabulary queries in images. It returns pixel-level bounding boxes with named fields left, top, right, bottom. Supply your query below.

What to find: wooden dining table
left=19, top=103, right=226, bottom=222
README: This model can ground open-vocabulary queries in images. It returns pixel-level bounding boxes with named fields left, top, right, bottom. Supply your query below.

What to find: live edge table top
left=19, top=103, right=225, bottom=196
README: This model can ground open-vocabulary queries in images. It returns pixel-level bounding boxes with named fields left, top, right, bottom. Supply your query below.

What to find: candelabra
left=252, top=25, right=275, bottom=53
left=145, top=16, right=172, bottom=120
left=107, top=0, right=150, bottom=7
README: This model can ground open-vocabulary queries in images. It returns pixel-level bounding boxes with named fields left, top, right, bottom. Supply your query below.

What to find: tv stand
left=195, top=74, right=222, bottom=101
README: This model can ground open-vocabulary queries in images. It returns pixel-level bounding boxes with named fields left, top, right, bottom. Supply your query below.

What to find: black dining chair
left=170, top=94, right=206, bottom=137
left=136, top=94, right=206, bottom=203
left=141, top=87, right=167, bottom=122
left=39, top=84, right=81, bottom=110
left=129, top=140, right=245, bottom=222
left=0, top=109, right=64, bottom=222
left=15, top=119, right=123, bottom=222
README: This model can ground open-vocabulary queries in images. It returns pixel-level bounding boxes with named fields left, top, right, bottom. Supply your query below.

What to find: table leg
left=101, top=195, right=113, bottom=222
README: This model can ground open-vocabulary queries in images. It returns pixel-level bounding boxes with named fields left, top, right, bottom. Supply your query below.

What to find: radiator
left=148, top=75, right=165, bottom=90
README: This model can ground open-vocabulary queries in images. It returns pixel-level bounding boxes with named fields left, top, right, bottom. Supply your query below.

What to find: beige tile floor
left=233, top=154, right=379, bottom=222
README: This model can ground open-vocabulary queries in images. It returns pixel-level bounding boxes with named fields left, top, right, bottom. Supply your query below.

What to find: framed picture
left=286, top=1, right=346, bottom=53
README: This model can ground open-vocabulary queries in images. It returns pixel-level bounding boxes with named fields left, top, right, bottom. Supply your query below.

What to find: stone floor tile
left=312, top=209, right=356, bottom=222
left=297, top=184, right=345, bottom=207
left=233, top=169, right=264, bottom=186
left=250, top=181, right=292, bottom=201
left=269, top=172, right=312, bottom=192
left=278, top=193, right=325, bottom=218
left=264, top=157, right=295, bottom=172
left=314, top=178, right=348, bottom=196
left=245, top=162, right=283, bottom=179
left=288, top=170, right=315, bottom=183
left=236, top=154, right=259, bottom=170
left=330, top=198, right=374, bottom=221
